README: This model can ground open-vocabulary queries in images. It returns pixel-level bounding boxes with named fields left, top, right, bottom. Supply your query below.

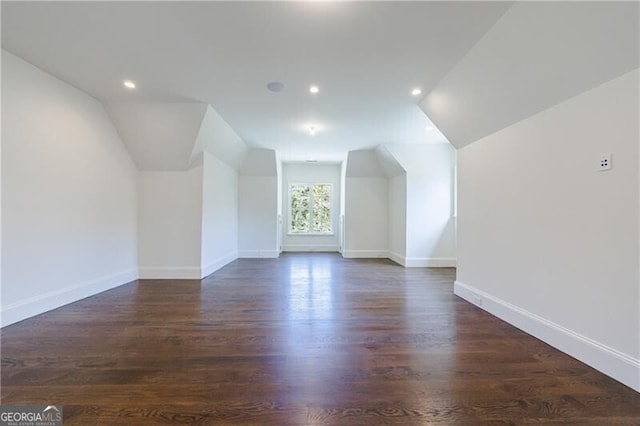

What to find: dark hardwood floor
left=2, top=253, right=639, bottom=424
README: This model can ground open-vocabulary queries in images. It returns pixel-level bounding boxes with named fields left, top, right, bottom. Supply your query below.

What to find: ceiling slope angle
left=239, top=149, right=277, bottom=177
left=346, top=150, right=388, bottom=178
left=192, top=105, right=249, bottom=170
left=104, top=102, right=208, bottom=171
left=420, top=1, right=640, bottom=149
left=1, top=1, right=513, bottom=162
left=374, top=146, right=406, bottom=178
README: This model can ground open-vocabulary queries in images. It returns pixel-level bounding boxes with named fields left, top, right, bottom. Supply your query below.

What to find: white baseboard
left=282, top=244, right=339, bottom=252
left=388, top=251, right=406, bottom=266
left=454, top=280, right=640, bottom=393
left=1, top=269, right=138, bottom=327
left=139, top=252, right=239, bottom=280
left=201, top=251, right=239, bottom=277
left=342, top=250, right=389, bottom=258
left=405, top=257, right=457, bottom=267
left=138, top=266, right=202, bottom=279
left=238, top=250, right=279, bottom=259
left=387, top=252, right=456, bottom=268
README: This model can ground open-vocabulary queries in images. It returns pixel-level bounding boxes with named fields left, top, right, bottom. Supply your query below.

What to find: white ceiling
left=103, top=102, right=208, bottom=170
left=421, top=1, right=640, bottom=148
left=1, top=1, right=512, bottom=162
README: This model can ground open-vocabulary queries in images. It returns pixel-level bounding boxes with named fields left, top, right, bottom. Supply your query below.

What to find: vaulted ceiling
left=2, top=1, right=638, bottom=166
left=1, top=1, right=511, bottom=163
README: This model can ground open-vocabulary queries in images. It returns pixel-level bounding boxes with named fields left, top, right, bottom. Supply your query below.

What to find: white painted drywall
left=239, top=149, right=277, bottom=176
left=388, top=174, right=407, bottom=265
left=340, top=158, right=347, bottom=253
left=104, top=101, right=208, bottom=171
left=238, top=150, right=278, bottom=258
left=456, top=69, right=640, bottom=391
left=201, top=151, right=239, bottom=276
left=0, top=46, right=4, bottom=313
left=282, top=163, right=341, bottom=252
left=1, top=50, right=138, bottom=326
left=138, top=165, right=203, bottom=279
left=239, top=176, right=278, bottom=258
left=385, top=144, right=456, bottom=267
left=345, top=178, right=388, bottom=258
left=195, top=105, right=249, bottom=170
left=344, top=150, right=388, bottom=258
left=276, top=153, right=283, bottom=253
left=346, top=150, right=386, bottom=178
left=421, top=2, right=639, bottom=148
left=375, top=145, right=406, bottom=178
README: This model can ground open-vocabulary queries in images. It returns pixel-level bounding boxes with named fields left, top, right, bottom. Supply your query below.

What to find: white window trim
left=288, top=182, right=334, bottom=236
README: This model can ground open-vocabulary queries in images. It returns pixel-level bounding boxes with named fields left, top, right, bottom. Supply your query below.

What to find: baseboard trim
left=387, top=252, right=456, bottom=268
left=201, top=252, right=239, bottom=277
left=454, top=280, right=640, bottom=392
left=138, top=266, right=202, bottom=279
left=405, top=257, right=457, bottom=267
left=342, top=250, right=389, bottom=259
left=1, top=269, right=138, bottom=327
left=388, top=251, right=406, bottom=266
left=139, top=252, right=239, bottom=280
left=282, top=245, right=339, bottom=252
left=238, top=250, right=279, bottom=259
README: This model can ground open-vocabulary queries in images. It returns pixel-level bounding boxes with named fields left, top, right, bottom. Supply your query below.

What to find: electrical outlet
left=473, top=295, right=483, bottom=307
left=598, top=154, right=612, bottom=171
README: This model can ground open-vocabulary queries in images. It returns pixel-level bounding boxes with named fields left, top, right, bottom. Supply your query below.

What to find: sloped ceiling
left=374, top=146, right=406, bottom=178
left=346, top=150, right=386, bottom=178
left=240, top=149, right=277, bottom=177
left=421, top=1, right=640, bottom=149
left=1, top=1, right=513, bottom=162
left=104, top=102, right=207, bottom=171
left=193, top=105, right=249, bottom=170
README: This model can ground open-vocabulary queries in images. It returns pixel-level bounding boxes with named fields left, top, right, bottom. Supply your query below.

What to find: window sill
left=287, top=233, right=335, bottom=237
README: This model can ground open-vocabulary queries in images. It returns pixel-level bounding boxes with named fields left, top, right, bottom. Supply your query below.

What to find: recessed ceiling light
left=123, top=80, right=136, bottom=89
left=411, top=88, right=422, bottom=96
left=309, top=85, right=319, bottom=94
left=309, top=125, right=317, bottom=136
left=267, top=81, right=285, bottom=93
left=425, top=125, right=436, bottom=132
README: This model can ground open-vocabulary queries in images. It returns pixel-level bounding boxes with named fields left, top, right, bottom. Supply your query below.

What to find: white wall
left=340, top=159, right=347, bottom=253
left=385, top=144, right=456, bottom=267
left=238, top=150, right=278, bottom=258
left=456, top=69, right=640, bottom=391
left=282, top=163, right=341, bottom=252
left=388, top=174, right=407, bottom=264
left=1, top=50, right=138, bottom=326
left=201, top=151, right=239, bottom=276
left=344, top=150, right=388, bottom=258
left=195, top=105, right=249, bottom=170
left=104, top=101, right=207, bottom=171
left=420, top=2, right=639, bottom=148
left=345, top=178, right=388, bottom=258
left=276, top=154, right=283, bottom=253
left=239, top=176, right=278, bottom=258
left=0, top=46, right=3, bottom=315
left=138, top=152, right=239, bottom=280
left=138, top=165, right=203, bottom=279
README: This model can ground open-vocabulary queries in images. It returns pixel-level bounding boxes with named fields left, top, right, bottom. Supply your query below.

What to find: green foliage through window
left=290, top=184, right=332, bottom=234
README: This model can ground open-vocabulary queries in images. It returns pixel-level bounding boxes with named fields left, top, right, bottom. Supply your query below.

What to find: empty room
left=1, top=1, right=640, bottom=424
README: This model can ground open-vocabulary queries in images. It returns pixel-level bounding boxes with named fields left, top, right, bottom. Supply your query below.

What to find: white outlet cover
left=598, top=154, right=612, bottom=171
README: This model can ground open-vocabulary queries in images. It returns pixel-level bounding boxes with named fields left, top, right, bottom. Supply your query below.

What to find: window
left=289, top=183, right=332, bottom=234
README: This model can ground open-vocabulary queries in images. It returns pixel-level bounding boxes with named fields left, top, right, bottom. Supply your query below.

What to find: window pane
left=312, top=184, right=331, bottom=233
left=290, top=185, right=310, bottom=233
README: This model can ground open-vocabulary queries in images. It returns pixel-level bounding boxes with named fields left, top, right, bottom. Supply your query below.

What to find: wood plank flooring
left=2, top=253, right=639, bottom=424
